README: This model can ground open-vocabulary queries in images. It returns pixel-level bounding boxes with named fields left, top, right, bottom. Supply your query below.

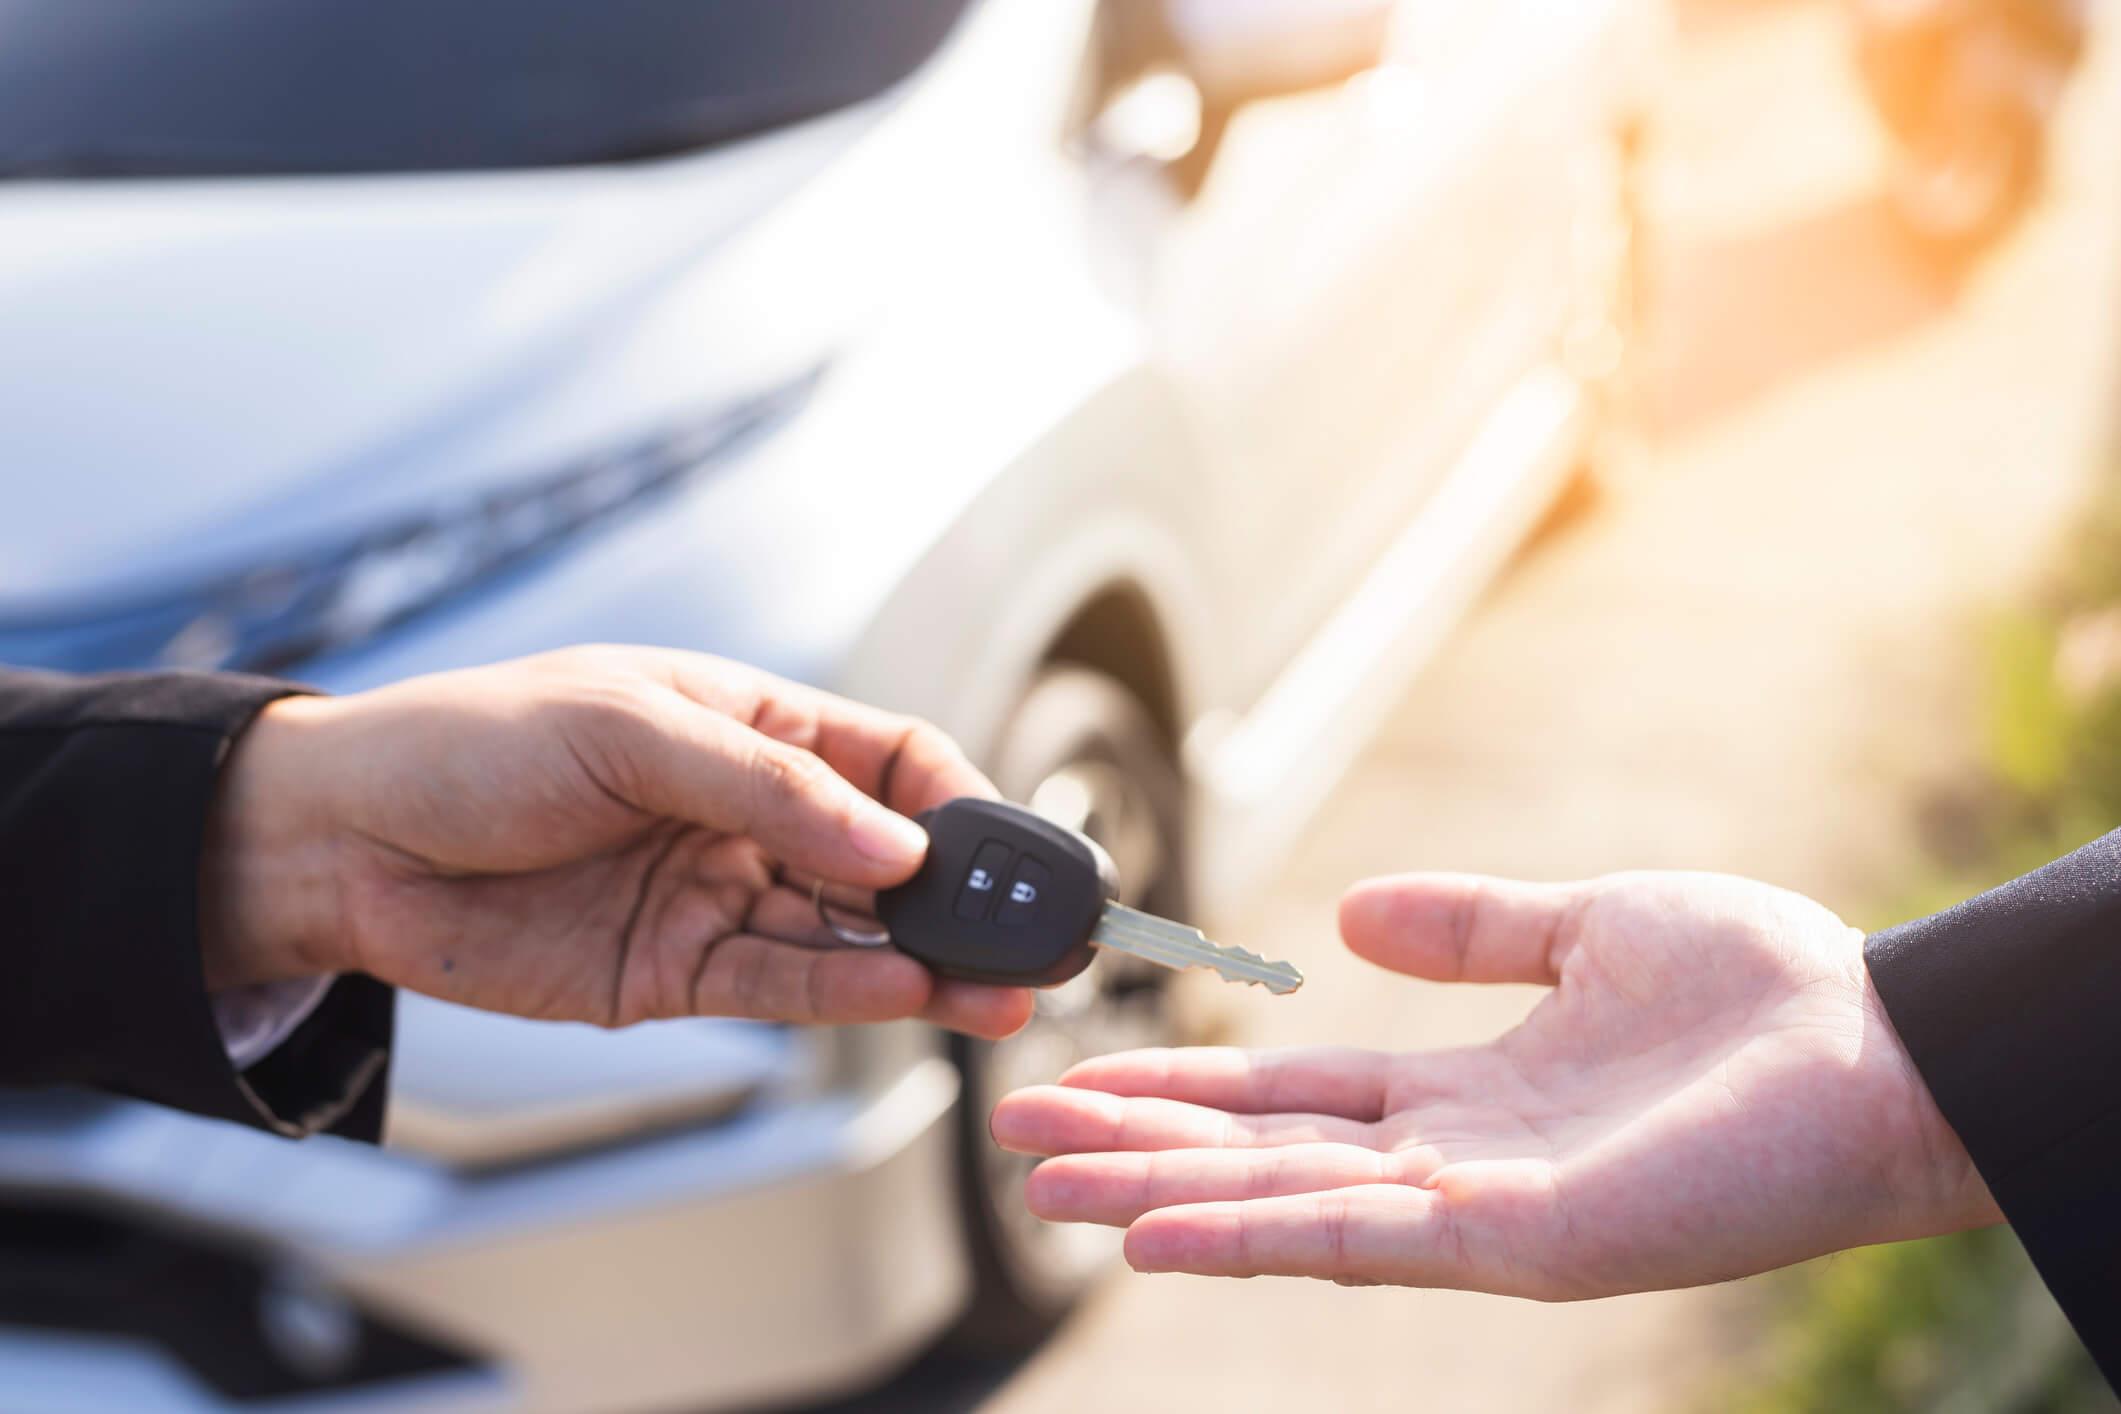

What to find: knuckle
left=560, top=676, right=656, bottom=738
left=897, top=714, right=951, bottom=755
left=1326, top=1190, right=1354, bottom=1269
left=913, top=715, right=980, bottom=776
left=883, top=712, right=973, bottom=786
left=703, top=938, right=772, bottom=1019
left=753, top=740, right=824, bottom=799
left=538, top=643, right=633, bottom=683
left=1446, top=888, right=1480, bottom=978
left=528, top=678, right=660, bottom=797
left=697, top=937, right=829, bottom=1026
left=751, top=741, right=843, bottom=822
left=801, top=953, right=829, bottom=1024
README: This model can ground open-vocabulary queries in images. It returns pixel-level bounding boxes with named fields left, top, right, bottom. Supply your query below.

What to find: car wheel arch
left=1042, top=578, right=1183, bottom=756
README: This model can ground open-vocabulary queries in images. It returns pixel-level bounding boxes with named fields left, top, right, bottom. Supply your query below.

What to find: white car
left=0, top=1, right=1660, bottom=1408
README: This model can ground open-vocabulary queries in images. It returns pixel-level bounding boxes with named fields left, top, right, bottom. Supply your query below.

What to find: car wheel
left=943, top=664, right=1189, bottom=1355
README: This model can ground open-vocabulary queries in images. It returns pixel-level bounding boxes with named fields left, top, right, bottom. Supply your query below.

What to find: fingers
left=688, top=932, right=1032, bottom=1039
left=745, top=882, right=1029, bottom=1035
left=1123, top=1185, right=1454, bottom=1284
left=1121, top=1163, right=1572, bottom=1297
left=1338, top=874, right=1598, bottom=986
left=1058, top=1046, right=1393, bottom=1121
left=744, top=879, right=881, bottom=947
left=1028, top=1144, right=1421, bottom=1227
left=660, top=652, right=998, bottom=815
left=924, top=979, right=1036, bottom=1039
left=745, top=883, right=845, bottom=947
left=620, top=652, right=998, bottom=889
left=812, top=704, right=998, bottom=818
left=990, top=1084, right=1379, bottom=1156
left=620, top=703, right=933, bottom=890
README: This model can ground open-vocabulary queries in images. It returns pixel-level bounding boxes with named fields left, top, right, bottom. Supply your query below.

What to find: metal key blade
left=1090, top=903, right=1305, bottom=995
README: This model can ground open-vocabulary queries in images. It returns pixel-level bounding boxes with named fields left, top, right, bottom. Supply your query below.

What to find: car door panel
left=1148, top=0, right=1614, bottom=713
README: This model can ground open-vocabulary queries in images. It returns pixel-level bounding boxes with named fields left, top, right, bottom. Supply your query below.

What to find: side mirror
left=1165, top=0, right=1394, bottom=108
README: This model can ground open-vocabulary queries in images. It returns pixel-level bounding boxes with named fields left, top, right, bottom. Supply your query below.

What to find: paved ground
left=826, top=2, right=2121, bottom=1409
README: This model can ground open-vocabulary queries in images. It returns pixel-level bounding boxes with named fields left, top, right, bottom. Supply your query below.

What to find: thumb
left=1337, top=874, right=1594, bottom=986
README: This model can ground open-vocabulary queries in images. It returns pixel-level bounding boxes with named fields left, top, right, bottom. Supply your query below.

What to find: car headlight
left=0, top=371, right=818, bottom=676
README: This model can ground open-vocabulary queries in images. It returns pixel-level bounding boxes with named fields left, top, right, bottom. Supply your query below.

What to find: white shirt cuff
left=211, top=976, right=337, bottom=1070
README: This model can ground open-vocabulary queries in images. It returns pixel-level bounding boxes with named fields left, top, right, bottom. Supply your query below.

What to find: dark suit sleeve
left=0, top=668, right=391, bottom=1140
left=1866, top=829, right=2121, bottom=1389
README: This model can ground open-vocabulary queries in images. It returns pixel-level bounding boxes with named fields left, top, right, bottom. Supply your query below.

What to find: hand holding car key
left=861, top=798, right=1303, bottom=993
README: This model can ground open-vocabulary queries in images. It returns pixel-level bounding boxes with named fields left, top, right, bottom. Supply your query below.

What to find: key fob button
left=877, top=799, right=1113, bottom=988
left=955, top=841, right=1015, bottom=922
left=995, top=857, right=1053, bottom=929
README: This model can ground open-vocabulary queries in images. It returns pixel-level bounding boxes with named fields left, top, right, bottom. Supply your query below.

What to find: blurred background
left=0, top=0, right=2117, bottom=1410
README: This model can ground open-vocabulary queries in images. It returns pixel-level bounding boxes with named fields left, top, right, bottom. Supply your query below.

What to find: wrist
left=199, top=695, right=350, bottom=990
left=1855, top=944, right=2006, bottom=1237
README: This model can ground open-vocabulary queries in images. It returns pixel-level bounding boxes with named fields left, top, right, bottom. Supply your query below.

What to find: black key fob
left=877, top=798, right=1120, bottom=987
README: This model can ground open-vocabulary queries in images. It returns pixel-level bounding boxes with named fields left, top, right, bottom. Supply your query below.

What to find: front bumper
left=0, top=1051, right=968, bottom=1413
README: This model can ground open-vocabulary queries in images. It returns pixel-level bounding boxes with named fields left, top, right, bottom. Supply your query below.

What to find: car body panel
left=0, top=0, right=1668, bottom=1406
left=0, top=1053, right=962, bottom=1412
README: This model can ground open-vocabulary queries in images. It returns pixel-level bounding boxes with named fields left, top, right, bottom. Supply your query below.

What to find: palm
left=993, top=873, right=1996, bottom=1297
left=350, top=818, right=815, bottom=1028
left=288, top=648, right=1030, bottom=1037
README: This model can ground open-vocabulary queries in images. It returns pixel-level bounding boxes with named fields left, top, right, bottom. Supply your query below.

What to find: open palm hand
left=992, top=872, right=1999, bottom=1296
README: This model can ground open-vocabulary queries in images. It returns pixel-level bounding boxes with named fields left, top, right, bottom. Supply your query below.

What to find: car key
left=876, top=798, right=1303, bottom=993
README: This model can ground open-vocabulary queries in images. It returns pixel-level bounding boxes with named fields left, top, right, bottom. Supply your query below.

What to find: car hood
left=0, top=112, right=866, bottom=608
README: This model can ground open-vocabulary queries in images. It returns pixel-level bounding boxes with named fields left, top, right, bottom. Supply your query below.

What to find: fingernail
left=852, top=806, right=928, bottom=866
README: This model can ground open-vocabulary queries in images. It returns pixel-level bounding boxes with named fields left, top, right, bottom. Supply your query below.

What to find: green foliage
left=1721, top=1232, right=2110, bottom=1414
left=1979, top=604, right=2121, bottom=837
left=1986, top=612, right=2069, bottom=800
left=1720, top=471, right=2121, bottom=1414
left=2055, top=478, right=2121, bottom=609
left=1988, top=471, right=2121, bottom=827
left=2065, top=680, right=2121, bottom=828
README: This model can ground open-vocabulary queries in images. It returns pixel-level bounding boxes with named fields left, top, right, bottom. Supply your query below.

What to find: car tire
left=942, top=664, right=1190, bottom=1355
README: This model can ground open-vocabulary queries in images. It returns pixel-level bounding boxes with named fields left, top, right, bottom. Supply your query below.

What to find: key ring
left=813, top=879, right=892, bottom=948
